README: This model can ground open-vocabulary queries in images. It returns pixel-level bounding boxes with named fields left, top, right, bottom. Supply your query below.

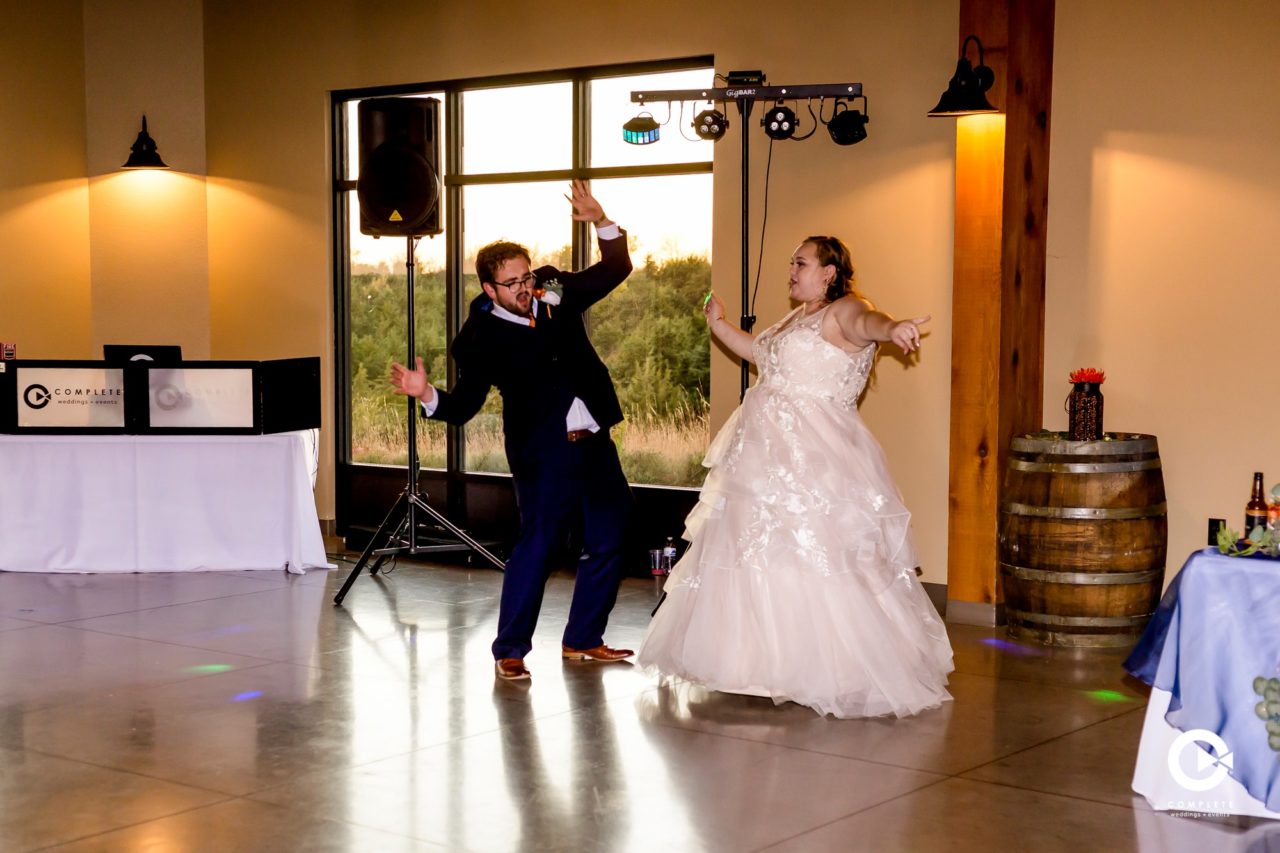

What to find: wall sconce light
left=928, top=35, right=998, bottom=117
left=827, top=96, right=870, bottom=145
left=761, top=104, right=797, bottom=140
left=692, top=108, right=729, bottom=142
left=122, top=115, right=169, bottom=169
left=622, top=113, right=661, bottom=145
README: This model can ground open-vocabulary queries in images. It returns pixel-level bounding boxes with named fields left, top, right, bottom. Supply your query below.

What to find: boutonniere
left=534, top=279, right=563, bottom=307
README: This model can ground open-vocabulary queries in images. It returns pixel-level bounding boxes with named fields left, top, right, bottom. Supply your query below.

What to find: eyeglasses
left=493, top=272, right=537, bottom=293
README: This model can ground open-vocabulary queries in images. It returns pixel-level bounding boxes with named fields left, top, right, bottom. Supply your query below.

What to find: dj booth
left=0, top=357, right=330, bottom=574
left=0, top=356, right=318, bottom=435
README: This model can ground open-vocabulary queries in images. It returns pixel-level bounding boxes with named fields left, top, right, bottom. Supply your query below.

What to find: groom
left=390, top=180, right=635, bottom=681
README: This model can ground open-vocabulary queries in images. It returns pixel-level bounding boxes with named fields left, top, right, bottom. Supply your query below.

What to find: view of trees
left=349, top=250, right=712, bottom=487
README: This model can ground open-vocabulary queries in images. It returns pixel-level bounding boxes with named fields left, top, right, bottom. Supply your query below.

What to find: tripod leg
left=407, top=492, right=506, bottom=570
left=334, top=491, right=409, bottom=605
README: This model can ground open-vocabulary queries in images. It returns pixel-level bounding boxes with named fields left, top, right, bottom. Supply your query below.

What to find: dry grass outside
left=350, top=396, right=449, bottom=466
left=612, top=408, right=709, bottom=487
left=352, top=394, right=708, bottom=487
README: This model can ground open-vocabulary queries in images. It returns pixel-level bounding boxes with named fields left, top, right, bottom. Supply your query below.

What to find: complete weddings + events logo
left=22, top=383, right=121, bottom=408
left=1164, top=727, right=1236, bottom=817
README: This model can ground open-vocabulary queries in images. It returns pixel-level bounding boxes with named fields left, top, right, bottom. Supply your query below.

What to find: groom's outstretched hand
left=390, top=356, right=434, bottom=403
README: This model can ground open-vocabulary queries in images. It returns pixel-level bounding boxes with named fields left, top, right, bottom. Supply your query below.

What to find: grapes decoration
left=1253, top=676, right=1280, bottom=752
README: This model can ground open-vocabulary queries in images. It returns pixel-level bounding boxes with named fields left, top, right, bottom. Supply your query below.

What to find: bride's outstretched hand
left=889, top=315, right=931, bottom=354
left=703, top=291, right=725, bottom=325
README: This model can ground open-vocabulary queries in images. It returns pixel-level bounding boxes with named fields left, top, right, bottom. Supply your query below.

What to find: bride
left=637, top=235, right=954, bottom=719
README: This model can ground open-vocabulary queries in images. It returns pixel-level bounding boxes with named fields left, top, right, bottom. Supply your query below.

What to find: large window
left=334, top=60, right=713, bottom=490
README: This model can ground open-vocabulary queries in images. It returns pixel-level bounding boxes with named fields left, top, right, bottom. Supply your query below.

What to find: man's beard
left=510, top=293, right=532, bottom=316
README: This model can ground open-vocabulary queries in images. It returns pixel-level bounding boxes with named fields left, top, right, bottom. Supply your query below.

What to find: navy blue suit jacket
left=428, top=231, right=632, bottom=472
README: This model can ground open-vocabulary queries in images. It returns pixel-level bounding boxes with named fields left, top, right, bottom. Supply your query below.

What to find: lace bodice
left=751, top=305, right=875, bottom=409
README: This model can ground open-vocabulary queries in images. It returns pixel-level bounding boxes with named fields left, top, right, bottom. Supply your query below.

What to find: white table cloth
left=0, top=432, right=330, bottom=573
left=1126, top=548, right=1280, bottom=819
left=1133, top=686, right=1280, bottom=818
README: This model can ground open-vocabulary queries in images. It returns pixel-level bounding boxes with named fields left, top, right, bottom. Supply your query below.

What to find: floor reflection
left=493, top=666, right=628, bottom=851
left=0, top=558, right=1276, bottom=851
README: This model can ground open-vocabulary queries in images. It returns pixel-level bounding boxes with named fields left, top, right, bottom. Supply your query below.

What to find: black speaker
left=357, top=97, right=442, bottom=237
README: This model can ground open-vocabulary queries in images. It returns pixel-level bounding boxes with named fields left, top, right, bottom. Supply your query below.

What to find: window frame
left=332, top=56, right=713, bottom=474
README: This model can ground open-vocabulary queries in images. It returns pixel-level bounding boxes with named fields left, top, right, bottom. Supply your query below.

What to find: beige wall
left=0, top=0, right=208, bottom=361
left=5, top=1, right=1274, bottom=587
left=84, top=0, right=210, bottom=359
left=0, top=1, right=91, bottom=358
left=1046, top=0, right=1280, bottom=575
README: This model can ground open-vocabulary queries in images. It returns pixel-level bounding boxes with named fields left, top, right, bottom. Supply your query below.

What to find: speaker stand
left=334, top=236, right=504, bottom=607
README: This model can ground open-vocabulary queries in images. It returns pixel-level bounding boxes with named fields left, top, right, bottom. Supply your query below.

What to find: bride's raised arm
left=703, top=291, right=757, bottom=364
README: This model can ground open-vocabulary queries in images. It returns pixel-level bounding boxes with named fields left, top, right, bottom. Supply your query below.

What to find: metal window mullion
left=445, top=88, right=466, bottom=480
left=572, top=78, right=591, bottom=276
left=573, top=78, right=590, bottom=340
left=331, top=94, right=353, bottom=468
left=445, top=162, right=712, bottom=186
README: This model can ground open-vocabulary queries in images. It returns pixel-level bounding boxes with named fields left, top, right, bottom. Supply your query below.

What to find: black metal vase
left=1067, top=382, right=1104, bottom=441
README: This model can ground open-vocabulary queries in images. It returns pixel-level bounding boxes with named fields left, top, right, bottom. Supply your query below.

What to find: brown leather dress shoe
left=561, top=644, right=634, bottom=662
left=495, top=658, right=530, bottom=680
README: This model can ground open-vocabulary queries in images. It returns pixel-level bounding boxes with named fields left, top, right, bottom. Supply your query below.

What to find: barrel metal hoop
left=1000, top=501, right=1168, bottom=520
left=1007, top=626, right=1147, bottom=647
left=998, top=563, right=1164, bottom=585
left=1010, top=435, right=1157, bottom=457
left=1007, top=458, right=1163, bottom=474
left=1006, top=609, right=1152, bottom=628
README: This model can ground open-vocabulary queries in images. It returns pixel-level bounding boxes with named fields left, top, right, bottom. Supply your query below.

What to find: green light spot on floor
left=187, top=664, right=234, bottom=674
left=1085, top=689, right=1131, bottom=704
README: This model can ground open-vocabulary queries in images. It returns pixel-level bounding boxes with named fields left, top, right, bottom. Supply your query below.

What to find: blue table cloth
left=1125, top=547, right=1280, bottom=811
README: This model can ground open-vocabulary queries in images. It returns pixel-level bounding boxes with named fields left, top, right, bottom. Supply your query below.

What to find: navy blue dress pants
left=492, top=430, right=633, bottom=661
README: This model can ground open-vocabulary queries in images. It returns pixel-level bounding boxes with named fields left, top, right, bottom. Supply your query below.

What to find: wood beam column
left=945, top=0, right=1055, bottom=626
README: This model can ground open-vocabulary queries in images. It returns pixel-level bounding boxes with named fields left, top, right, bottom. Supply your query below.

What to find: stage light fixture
left=622, top=113, right=661, bottom=145
left=928, top=35, right=998, bottom=117
left=692, top=109, right=729, bottom=142
left=827, top=97, right=870, bottom=145
left=629, top=73, right=867, bottom=399
left=762, top=104, right=797, bottom=140
left=121, top=115, right=169, bottom=169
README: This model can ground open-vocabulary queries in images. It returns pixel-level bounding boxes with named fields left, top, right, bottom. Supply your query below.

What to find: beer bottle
left=1246, top=472, right=1268, bottom=540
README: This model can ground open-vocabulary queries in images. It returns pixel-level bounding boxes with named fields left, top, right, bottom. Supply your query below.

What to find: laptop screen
left=102, top=344, right=183, bottom=365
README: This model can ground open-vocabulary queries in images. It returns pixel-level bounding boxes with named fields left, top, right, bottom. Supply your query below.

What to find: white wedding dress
left=637, top=304, right=954, bottom=718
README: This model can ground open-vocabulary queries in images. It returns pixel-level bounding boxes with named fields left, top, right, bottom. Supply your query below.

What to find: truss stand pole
left=629, top=75, right=862, bottom=401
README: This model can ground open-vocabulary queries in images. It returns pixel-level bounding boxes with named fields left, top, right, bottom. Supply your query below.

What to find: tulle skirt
left=637, top=385, right=954, bottom=719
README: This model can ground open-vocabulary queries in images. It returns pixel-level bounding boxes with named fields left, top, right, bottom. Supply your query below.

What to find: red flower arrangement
left=1068, top=367, right=1106, bottom=384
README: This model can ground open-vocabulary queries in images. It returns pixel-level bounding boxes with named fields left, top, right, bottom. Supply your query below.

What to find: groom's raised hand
left=566, top=179, right=613, bottom=227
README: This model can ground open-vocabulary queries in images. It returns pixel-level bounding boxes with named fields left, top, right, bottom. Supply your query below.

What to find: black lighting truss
left=630, top=75, right=864, bottom=397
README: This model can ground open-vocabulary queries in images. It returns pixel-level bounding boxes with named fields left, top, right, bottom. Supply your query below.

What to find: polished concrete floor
left=2, top=552, right=1278, bottom=853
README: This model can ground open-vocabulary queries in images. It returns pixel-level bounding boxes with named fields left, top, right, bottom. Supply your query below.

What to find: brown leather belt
left=566, top=428, right=597, bottom=442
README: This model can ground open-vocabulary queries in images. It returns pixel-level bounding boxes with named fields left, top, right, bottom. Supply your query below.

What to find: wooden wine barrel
left=998, top=433, right=1167, bottom=647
